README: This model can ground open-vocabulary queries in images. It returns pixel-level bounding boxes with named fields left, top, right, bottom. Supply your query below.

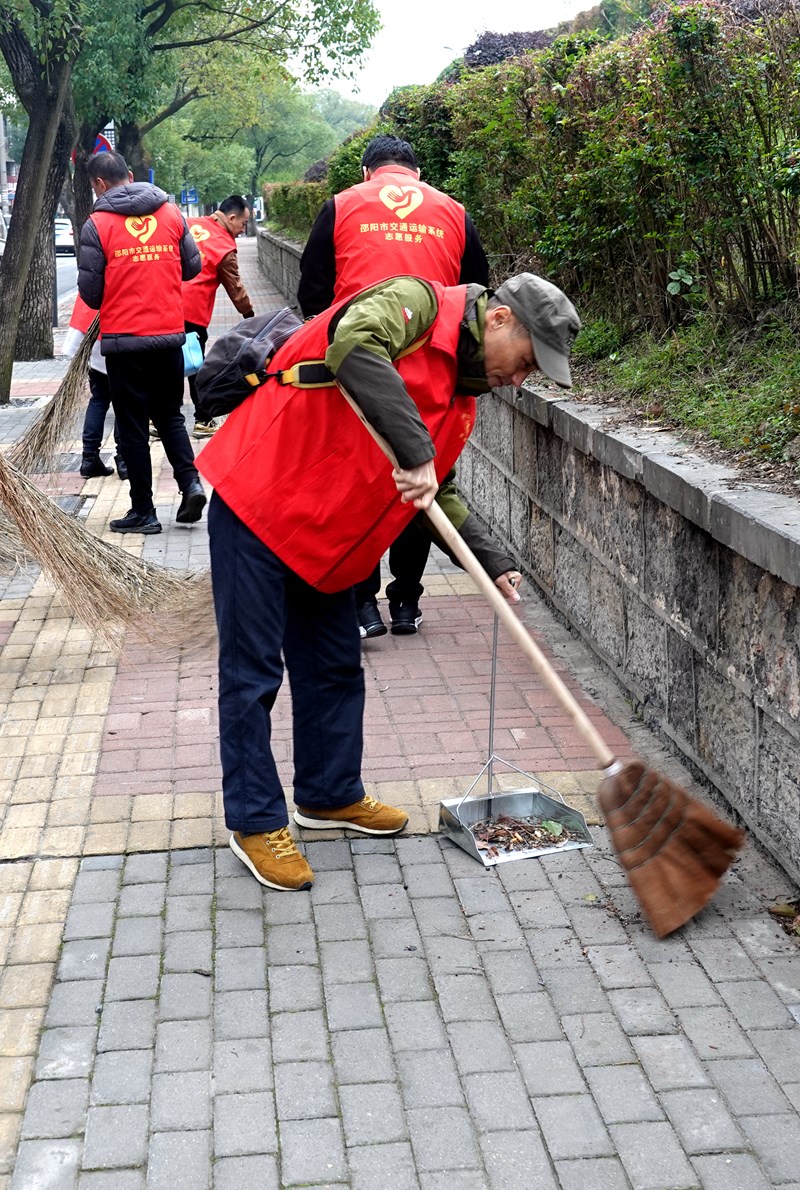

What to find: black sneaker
left=357, top=600, right=387, bottom=638
left=114, top=454, right=128, bottom=481
left=390, top=601, right=422, bottom=635
left=110, top=509, right=161, bottom=534
left=176, top=481, right=207, bottom=524
left=80, top=454, right=113, bottom=478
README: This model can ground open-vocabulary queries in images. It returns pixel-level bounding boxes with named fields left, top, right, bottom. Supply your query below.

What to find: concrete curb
left=516, top=387, right=800, bottom=589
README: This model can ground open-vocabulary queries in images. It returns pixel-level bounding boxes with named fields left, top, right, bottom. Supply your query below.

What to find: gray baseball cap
left=493, top=273, right=581, bottom=388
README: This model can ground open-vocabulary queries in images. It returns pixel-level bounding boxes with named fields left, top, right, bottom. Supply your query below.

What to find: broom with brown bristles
left=338, top=381, right=746, bottom=938
left=9, top=314, right=100, bottom=475
left=0, top=449, right=213, bottom=648
left=0, top=314, right=216, bottom=648
left=0, top=314, right=100, bottom=563
left=0, top=513, right=25, bottom=567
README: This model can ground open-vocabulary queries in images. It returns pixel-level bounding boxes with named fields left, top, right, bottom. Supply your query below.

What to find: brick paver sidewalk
left=0, top=237, right=798, bottom=1188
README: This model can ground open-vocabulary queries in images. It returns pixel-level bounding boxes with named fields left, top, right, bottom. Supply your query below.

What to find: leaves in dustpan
left=769, top=902, right=798, bottom=918
left=768, top=898, right=800, bottom=937
left=471, top=814, right=581, bottom=857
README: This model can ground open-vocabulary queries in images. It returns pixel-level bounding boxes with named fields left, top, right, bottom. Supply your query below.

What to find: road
left=56, top=254, right=78, bottom=303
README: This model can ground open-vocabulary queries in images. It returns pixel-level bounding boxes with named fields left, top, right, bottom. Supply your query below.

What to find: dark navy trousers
left=208, top=491, right=366, bottom=834
left=354, top=517, right=430, bottom=607
left=105, top=347, right=199, bottom=515
left=82, top=369, right=121, bottom=456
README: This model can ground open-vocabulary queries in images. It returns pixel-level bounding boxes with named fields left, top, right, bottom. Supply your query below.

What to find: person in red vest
left=78, top=151, right=206, bottom=535
left=183, top=195, right=254, bottom=439
left=299, top=135, right=503, bottom=638
left=197, top=270, right=580, bottom=891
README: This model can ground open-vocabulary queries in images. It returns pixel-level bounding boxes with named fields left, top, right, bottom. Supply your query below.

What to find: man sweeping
left=197, top=270, right=580, bottom=891
left=78, top=151, right=207, bottom=535
left=183, top=195, right=254, bottom=439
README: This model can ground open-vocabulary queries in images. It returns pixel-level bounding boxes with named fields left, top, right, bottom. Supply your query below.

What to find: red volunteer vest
left=333, top=166, right=466, bottom=304
left=197, top=281, right=476, bottom=592
left=182, top=216, right=235, bottom=327
left=69, top=293, right=96, bottom=334
left=91, top=202, right=187, bottom=337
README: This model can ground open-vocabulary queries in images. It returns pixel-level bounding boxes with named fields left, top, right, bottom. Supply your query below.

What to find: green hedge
left=265, top=3, right=800, bottom=334
left=262, top=181, right=331, bottom=238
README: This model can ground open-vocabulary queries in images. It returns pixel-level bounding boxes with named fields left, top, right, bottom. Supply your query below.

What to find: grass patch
left=574, top=309, right=800, bottom=469
left=263, top=219, right=306, bottom=244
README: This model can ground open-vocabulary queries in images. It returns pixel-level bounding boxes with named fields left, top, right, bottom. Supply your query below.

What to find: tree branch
left=261, top=139, right=315, bottom=171
left=0, top=17, right=38, bottom=110
left=144, top=0, right=178, bottom=39
left=139, top=86, right=203, bottom=134
left=153, top=16, right=282, bottom=51
left=146, top=0, right=287, bottom=45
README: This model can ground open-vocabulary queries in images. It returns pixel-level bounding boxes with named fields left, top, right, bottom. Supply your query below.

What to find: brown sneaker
left=229, top=828, right=314, bottom=890
left=294, top=794, right=408, bottom=836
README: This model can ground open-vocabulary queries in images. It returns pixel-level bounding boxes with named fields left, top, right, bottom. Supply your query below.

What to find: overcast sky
left=337, top=0, right=592, bottom=108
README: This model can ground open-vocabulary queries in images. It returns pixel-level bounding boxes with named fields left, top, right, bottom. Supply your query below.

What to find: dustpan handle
left=337, top=381, right=616, bottom=771
left=423, top=499, right=615, bottom=769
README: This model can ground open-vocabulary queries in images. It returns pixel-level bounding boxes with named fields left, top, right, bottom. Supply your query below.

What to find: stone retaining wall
left=460, top=385, right=800, bottom=883
left=257, top=227, right=302, bottom=310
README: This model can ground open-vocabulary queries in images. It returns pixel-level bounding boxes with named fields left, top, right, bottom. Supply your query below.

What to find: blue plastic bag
left=182, top=331, right=204, bottom=376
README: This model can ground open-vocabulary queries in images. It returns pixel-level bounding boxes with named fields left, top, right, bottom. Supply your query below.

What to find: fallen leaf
left=769, top=903, right=799, bottom=917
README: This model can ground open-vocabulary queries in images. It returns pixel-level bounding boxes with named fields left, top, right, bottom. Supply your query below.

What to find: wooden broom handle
left=337, top=382, right=616, bottom=771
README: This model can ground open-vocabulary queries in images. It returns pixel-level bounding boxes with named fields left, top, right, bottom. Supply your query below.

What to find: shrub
left=263, top=181, right=330, bottom=237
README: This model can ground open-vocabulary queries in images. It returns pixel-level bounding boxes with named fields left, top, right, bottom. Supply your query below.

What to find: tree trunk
left=15, top=104, right=76, bottom=360
left=59, top=175, right=76, bottom=227
left=14, top=218, right=58, bottom=361
left=246, top=189, right=257, bottom=237
left=117, top=120, right=150, bottom=182
left=72, top=120, right=107, bottom=263
left=0, top=60, right=75, bottom=403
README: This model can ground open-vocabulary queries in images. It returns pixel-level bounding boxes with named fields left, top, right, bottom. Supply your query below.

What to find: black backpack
left=194, top=307, right=303, bottom=420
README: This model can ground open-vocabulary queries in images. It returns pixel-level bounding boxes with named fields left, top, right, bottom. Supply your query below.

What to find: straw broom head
left=0, top=511, right=25, bottom=567
left=598, top=760, right=745, bottom=937
left=9, top=316, right=99, bottom=476
left=0, top=448, right=215, bottom=649
left=0, top=315, right=216, bottom=652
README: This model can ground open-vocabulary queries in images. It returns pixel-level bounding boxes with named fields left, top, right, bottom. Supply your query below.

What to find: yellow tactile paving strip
left=0, top=856, right=78, bottom=1177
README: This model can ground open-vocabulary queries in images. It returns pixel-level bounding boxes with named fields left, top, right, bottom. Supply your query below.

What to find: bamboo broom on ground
left=337, top=381, right=746, bottom=938
left=0, top=315, right=215, bottom=646
left=0, top=314, right=102, bottom=563
left=9, top=315, right=100, bottom=475
left=0, top=449, right=213, bottom=646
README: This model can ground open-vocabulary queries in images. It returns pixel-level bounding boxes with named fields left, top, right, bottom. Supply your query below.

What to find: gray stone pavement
left=2, top=237, right=800, bottom=1189
left=12, top=829, right=800, bottom=1189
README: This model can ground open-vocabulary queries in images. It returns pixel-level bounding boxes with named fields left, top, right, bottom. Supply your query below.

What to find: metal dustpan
left=438, top=615, right=593, bottom=868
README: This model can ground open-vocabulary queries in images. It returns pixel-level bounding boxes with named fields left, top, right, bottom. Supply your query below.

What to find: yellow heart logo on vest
left=125, top=215, right=158, bottom=244
left=379, top=184, right=424, bottom=220
left=190, top=224, right=211, bottom=243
